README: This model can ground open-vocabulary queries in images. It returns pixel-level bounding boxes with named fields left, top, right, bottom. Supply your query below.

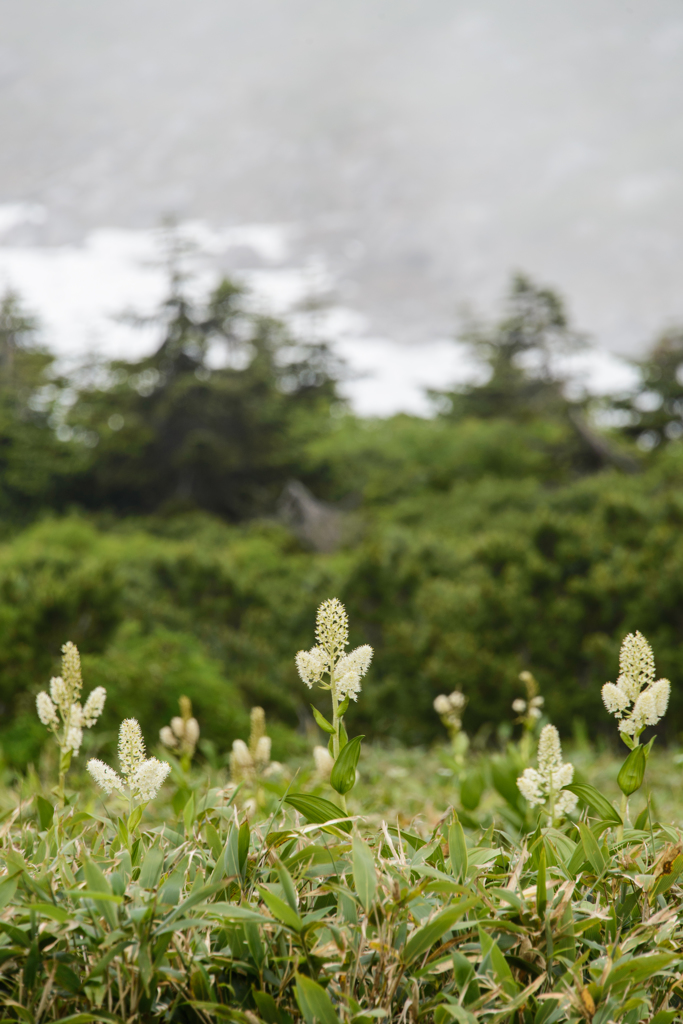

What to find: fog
left=1, top=0, right=682, bottom=403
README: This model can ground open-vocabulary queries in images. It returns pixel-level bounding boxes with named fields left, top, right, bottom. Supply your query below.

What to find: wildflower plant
left=296, top=597, right=372, bottom=805
left=35, top=641, right=106, bottom=806
left=433, top=690, right=469, bottom=770
left=88, top=717, right=170, bottom=822
left=602, top=630, right=671, bottom=805
left=516, top=723, right=578, bottom=825
left=512, top=669, right=544, bottom=764
left=229, top=706, right=280, bottom=785
left=160, top=694, right=200, bottom=768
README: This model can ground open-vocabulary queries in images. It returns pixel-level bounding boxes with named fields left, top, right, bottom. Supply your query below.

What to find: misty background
left=0, top=0, right=682, bottom=411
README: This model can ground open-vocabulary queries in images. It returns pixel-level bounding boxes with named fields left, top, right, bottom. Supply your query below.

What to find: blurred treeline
left=2, top=270, right=683, bottom=766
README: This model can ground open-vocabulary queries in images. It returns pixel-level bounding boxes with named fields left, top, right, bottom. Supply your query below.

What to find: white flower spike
left=517, top=724, right=578, bottom=822
left=36, top=641, right=107, bottom=805
left=602, top=632, right=670, bottom=741
left=88, top=718, right=170, bottom=805
left=295, top=598, right=373, bottom=704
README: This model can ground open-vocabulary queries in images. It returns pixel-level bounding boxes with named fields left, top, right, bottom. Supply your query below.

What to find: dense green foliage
left=2, top=273, right=683, bottom=764
left=2, top=618, right=683, bottom=1024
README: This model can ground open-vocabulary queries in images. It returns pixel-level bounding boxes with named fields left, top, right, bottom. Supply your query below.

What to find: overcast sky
left=1, top=0, right=683, bottom=362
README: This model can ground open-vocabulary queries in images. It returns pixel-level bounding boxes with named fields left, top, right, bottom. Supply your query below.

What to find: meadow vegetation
left=1, top=268, right=683, bottom=1018
left=1, top=604, right=683, bottom=1022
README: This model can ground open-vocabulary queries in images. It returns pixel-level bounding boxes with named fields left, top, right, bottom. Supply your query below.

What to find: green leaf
left=479, top=927, right=518, bottom=996
left=617, top=745, right=647, bottom=796
left=138, top=845, right=164, bottom=890
left=28, top=902, right=69, bottom=924
left=258, top=886, right=304, bottom=931
left=402, top=898, right=479, bottom=964
left=0, top=874, right=18, bottom=912
left=434, top=1006, right=477, bottom=1024
left=352, top=835, right=377, bottom=911
left=253, top=989, right=287, bottom=1024
left=285, top=794, right=351, bottom=833
left=128, top=805, right=143, bottom=833
left=277, top=860, right=299, bottom=912
left=238, top=819, right=251, bottom=874
left=536, top=847, right=547, bottom=918
left=577, top=822, right=606, bottom=876
left=295, top=974, right=341, bottom=1024
left=653, top=854, right=683, bottom=897
left=330, top=735, right=364, bottom=795
left=83, top=859, right=118, bottom=928
left=651, top=1013, right=678, bottom=1024
left=448, top=818, right=468, bottom=880
left=337, top=696, right=350, bottom=717
left=311, top=705, right=336, bottom=735
left=459, top=771, right=484, bottom=811
left=203, top=822, right=222, bottom=861
left=36, top=795, right=54, bottom=831
left=183, top=793, right=196, bottom=835
left=565, top=783, right=622, bottom=824
left=606, top=953, right=676, bottom=991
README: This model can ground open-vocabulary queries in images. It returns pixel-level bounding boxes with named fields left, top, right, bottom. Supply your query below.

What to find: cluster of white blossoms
left=88, top=718, right=170, bottom=802
left=602, top=632, right=671, bottom=738
left=517, top=724, right=578, bottom=818
left=295, top=598, right=373, bottom=702
left=433, top=691, right=467, bottom=733
left=229, top=707, right=281, bottom=784
left=35, top=641, right=106, bottom=756
left=160, top=695, right=200, bottom=758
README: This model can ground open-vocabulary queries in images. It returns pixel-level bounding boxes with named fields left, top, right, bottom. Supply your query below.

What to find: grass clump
left=0, top=603, right=682, bottom=1023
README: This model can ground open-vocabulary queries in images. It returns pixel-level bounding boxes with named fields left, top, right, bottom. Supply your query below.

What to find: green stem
left=331, top=675, right=340, bottom=760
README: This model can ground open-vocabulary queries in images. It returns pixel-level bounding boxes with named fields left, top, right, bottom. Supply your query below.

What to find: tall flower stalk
left=296, top=598, right=372, bottom=807
left=517, top=724, right=577, bottom=826
left=36, top=641, right=106, bottom=807
left=602, top=631, right=670, bottom=828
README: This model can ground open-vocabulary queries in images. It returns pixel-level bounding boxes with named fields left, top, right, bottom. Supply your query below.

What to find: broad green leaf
left=253, top=990, right=287, bottom=1024
left=258, top=885, right=304, bottom=931
left=606, top=953, right=676, bottom=992
left=295, top=974, right=340, bottom=1024
left=478, top=927, right=518, bottom=997
left=311, top=705, right=335, bottom=735
left=577, top=822, right=606, bottom=876
left=617, top=745, right=646, bottom=796
left=36, top=796, right=54, bottom=831
left=448, top=819, right=468, bottom=880
left=285, top=794, right=351, bottom=832
left=330, top=735, right=364, bottom=795
left=139, top=845, right=164, bottom=889
left=128, top=805, right=143, bottom=833
left=0, top=873, right=18, bottom=911
left=84, top=859, right=118, bottom=928
left=434, top=1006, right=477, bottom=1024
left=352, top=835, right=377, bottom=911
left=27, top=902, right=69, bottom=924
left=402, top=897, right=479, bottom=964
left=565, top=783, right=621, bottom=824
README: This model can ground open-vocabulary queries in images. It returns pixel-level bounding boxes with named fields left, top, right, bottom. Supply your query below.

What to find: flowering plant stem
left=55, top=749, right=72, bottom=809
